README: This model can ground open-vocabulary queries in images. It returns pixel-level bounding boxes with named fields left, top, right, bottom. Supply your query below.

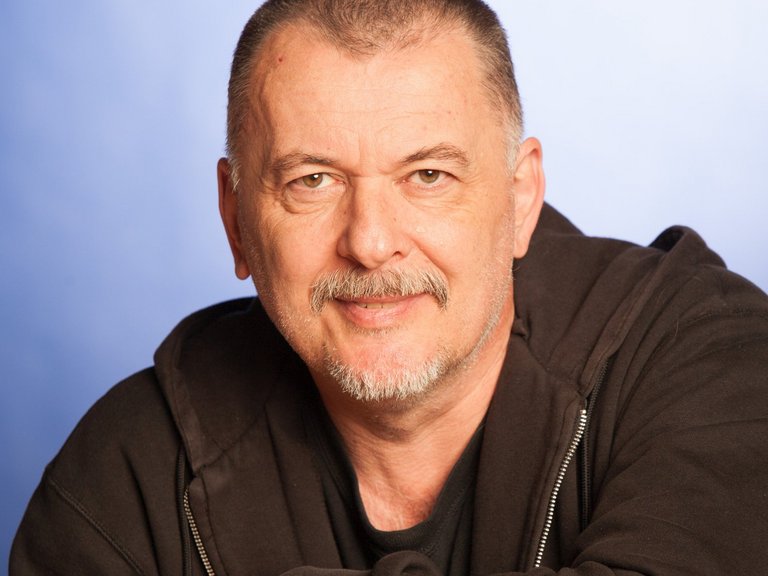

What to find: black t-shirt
left=305, top=405, right=484, bottom=576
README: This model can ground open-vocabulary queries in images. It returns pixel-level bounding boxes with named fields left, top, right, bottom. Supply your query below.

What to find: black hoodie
left=11, top=205, right=768, bottom=575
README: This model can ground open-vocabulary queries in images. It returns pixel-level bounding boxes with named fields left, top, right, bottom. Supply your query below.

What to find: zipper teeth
left=533, top=408, right=588, bottom=568
left=183, top=488, right=217, bottom=576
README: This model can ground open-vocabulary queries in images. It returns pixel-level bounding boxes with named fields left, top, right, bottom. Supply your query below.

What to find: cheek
left=247, top=217, right=330, bottom=306
left=433, top=200, right=515, bottom=274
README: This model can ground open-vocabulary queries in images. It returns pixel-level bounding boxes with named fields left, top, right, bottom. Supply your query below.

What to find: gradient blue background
left=2, top=1, right=767, bottom=568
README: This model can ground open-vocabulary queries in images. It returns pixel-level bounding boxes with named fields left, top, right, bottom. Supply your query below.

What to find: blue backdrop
left=2, top=1, right=767, bottom=568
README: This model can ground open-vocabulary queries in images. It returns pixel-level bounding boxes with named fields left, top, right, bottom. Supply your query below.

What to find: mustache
left=310, top=268, right=449, bottom=313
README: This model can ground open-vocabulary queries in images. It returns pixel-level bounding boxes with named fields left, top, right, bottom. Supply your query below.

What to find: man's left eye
left=408, top=169, right=444, bottom=185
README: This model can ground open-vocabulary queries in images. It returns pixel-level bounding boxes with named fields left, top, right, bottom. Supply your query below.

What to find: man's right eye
left=282, top=172, right=344, bottom=209
left=293, top=173, right=335, bottom=189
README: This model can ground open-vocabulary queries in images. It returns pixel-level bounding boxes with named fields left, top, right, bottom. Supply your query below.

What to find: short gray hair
left=226, top=0, right=523, bottom=188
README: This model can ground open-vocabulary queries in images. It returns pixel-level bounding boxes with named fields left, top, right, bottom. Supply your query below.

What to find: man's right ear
left=217, top=158, right=252, bottom=280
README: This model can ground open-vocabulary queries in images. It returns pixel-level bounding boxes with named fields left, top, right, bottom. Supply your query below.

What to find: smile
left=353, top=301, right=399, bottom=310
left=332, top=294, right=430, bottom=329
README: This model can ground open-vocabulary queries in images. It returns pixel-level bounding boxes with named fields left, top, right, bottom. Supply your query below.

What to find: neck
left=316, top=316, right=511, bottom=531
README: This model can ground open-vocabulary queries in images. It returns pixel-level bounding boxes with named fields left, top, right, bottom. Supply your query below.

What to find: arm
left=11, top=468, right=148, bottom=575
left=10, top=370, right=184, bottom=576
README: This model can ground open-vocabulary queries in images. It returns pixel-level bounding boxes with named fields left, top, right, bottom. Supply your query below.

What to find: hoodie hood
left=513, top=205, right=728, bottom=394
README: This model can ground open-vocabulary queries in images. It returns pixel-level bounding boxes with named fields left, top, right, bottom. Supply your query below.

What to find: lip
left=333, top=294, right=428, bottom=329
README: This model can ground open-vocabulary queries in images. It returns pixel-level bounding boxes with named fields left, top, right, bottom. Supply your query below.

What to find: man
left=11, top=0, right=768, bottom=574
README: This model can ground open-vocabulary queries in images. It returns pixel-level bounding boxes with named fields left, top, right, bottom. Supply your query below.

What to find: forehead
left=244, top=23, right=502, bottom=167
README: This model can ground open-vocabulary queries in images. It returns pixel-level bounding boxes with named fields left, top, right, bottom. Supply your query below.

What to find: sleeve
left=10, top=370, right=185, bottom=576
left=544, top=270, right=768, bottom=575
left=280, top=551, right=441, bottom=576
left=10, top=468, right=147, bottom=575
left=566, top=308, right=768, bottom=575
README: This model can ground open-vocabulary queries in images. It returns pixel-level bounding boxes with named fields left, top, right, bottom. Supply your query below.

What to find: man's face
left=220, top=24, right=543, bottom=404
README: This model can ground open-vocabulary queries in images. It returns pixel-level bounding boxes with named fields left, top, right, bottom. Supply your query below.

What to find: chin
left=323, top=345, right=454, bottom=404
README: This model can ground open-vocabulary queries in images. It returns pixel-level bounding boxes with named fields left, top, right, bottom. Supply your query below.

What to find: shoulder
left=517, top=204, right=768, bottom=378
left=12, top=368, right=182, bottom=575
left=47, top=368, right=182, bottom=529
left=624, top=224, right=768, bottom=362
left=51, top=367, right=179, bottom=487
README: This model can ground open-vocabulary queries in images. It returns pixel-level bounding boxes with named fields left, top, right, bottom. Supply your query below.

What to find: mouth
left=333, top=294, right=425, bottom=327
left=310, top=268, right=449, bottom=314
left=342, top=297, right=411, bottom=310
left=349, top=302, right=397, bottom=310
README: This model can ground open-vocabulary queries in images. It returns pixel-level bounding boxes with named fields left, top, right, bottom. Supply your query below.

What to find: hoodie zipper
left=183, top=488, right=216, bottom=576
left=177, top=449, right=193, bottom=576
left=579, top=358, right=612, bottom=531
left=182, top=400, right=594, bottom=573
left=533, top=407, right=588, bottom=568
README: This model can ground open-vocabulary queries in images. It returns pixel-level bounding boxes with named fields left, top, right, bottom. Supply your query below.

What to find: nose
left=336, top=179, right=411, bottom=270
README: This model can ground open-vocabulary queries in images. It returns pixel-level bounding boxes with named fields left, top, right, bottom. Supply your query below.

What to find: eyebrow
left=267, top=143, right=471, bottom=177
left=269, top=152, right=337, bottom=178
left=400, top=143, right=471, bottom=169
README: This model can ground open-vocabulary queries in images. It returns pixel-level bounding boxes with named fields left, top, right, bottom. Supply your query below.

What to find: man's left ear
left=511, top=137, right=545, bottom=259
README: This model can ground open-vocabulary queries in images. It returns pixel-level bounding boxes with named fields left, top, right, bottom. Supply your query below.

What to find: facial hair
left=311, top=266, right=507, bottom=404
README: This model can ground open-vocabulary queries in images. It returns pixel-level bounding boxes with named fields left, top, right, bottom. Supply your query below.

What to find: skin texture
left=218, top=22, right=545, bottom=529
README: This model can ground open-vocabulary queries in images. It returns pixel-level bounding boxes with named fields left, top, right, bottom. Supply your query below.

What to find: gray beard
left=311, top=261, right=514, bottom=405
left=323, top=345, right=452, bottom=403
left=321, top=285, right=506, bottom=404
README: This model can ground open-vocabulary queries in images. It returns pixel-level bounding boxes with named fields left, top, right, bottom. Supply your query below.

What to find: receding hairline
left=226, top=2, right=523, bottom=188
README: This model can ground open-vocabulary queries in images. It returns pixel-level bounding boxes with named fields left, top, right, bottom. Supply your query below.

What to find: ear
left=511, top=137, right=545, bottom=259
left=217, top=158, right=252, bottom=280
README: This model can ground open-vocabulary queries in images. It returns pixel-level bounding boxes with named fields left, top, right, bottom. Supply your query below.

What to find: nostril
left=336, top=188, right=410, bottom=270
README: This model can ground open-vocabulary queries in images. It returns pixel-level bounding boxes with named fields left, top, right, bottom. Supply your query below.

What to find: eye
left=283, top=171, right=344, bottom=209
left=408, top=169, right=445, bottom=186
left=294, top=173, right=335, bottom=189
